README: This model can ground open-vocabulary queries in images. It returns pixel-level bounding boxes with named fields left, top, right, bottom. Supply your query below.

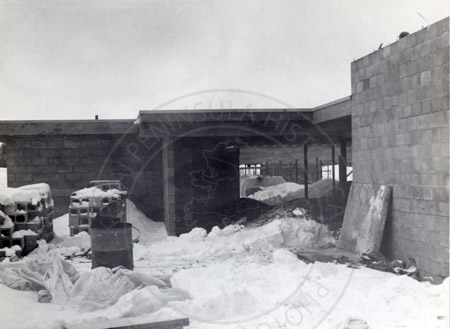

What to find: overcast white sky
left=0, top=0, right=448, bottom=120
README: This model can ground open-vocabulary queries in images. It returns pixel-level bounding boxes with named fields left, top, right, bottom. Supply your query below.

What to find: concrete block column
left=162, top=137, right=176, bottom=235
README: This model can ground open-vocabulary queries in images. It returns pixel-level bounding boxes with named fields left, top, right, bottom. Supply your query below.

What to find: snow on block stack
left=68, top=180, right=127, bottom=236
left=0, top=183, right=54, bottom=258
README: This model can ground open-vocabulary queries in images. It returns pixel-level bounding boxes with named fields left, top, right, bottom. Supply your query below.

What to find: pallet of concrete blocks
left=68, top=180, right=127, bottom=236
left=0, top=183, right=54, bottom=259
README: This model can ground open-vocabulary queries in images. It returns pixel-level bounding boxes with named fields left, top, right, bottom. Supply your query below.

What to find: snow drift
left=250, top=179, right=338, bottom=205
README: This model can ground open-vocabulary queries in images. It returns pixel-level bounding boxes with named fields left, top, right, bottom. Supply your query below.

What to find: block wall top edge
left=0, top=120, right=136, bottom=136
left=351, top=16, right=450, bottom=69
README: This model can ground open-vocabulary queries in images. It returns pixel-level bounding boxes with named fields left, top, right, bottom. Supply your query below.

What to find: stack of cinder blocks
left=68, top=180, right=127, bottom=236
left=0, top=193, right=54, bottom=257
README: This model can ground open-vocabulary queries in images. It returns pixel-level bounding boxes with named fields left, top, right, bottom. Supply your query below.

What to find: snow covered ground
left=0, top=202, right=448, bottom=329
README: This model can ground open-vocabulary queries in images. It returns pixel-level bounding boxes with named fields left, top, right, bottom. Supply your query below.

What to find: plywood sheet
left=64, top=317, right=189, bottom=329
left=338, top=183, right=392, bottom=255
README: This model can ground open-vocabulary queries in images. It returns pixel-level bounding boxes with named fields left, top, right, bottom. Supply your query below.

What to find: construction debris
left=360, top=251, right=420, bottom=279
left=0, top=183, right=54, bottom=259
left=0, top=241, right=190, bottom=312
left=68, top=180, right=127, bottom=236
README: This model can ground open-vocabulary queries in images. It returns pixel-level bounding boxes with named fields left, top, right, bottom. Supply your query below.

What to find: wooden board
left=295, top=247, right=360, bottom=264
left=63, top=317, right=189, bottom=329
left=338, top=183, right=392, bottom=255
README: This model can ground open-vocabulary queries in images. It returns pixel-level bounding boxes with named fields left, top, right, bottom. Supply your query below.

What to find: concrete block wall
left=351, top=18, right=449, bottom=281
left=3, top=133, right=164, bottom=221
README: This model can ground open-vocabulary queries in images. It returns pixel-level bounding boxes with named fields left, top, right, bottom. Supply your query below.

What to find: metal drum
left=90, top=200, right=133, bottom=270
left=90, top=222, right=134, bottom=270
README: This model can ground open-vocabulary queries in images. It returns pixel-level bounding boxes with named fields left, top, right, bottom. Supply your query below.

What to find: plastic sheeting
left=0, top=241, right=190, bottom=314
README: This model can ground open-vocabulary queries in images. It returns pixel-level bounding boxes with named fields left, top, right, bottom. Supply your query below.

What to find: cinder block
left=11, top=236, right=24, bottom=249
left=441, top=262, right=449, bottom=277
left=78, top=216, right=91, bottom=226
left=78, top=225, right=90, bottom=234
left=403, top=105, right=412, bottom=118
left=65, top=173, right=82, bottom=181
left=37, top=165, right=57, bottom=173
left=30, top=141, right=47, bottom=149
left=40, top=149, right=59, bottom=157
left=47, top=140, right=64, bottom=149
left=14, top=223, right=27, bottom=231
left=418, top=257, right=430, bottom=273
left=69, top=206, right=90, bottom=216
left=422, top=187, right=433, bottom=200
left=440, top=231, right=449, bottom=248
left=0, top=237, right=12, bottom=248
left=437, top=187, right=449, bottom=202
left=419, top=229, right=428, bottom=242
left=435, top=245, right=449, bottom=262
left=69, top=227, right=79, bottom=236
left=8, top=212, right=29, bottom=223
left=14, top=140, right=31, bottom=148
left=410, top=227, right=421, bottom=241
left=26, top=222, right=41, bottom=234
left=15, top=174, right=33, bottom=182
left=411, top=200, right=429, bottom=214
left=438, top=202, right=449, bottom=216
left=6, top=158, right=16, bottom=166
left=97, top=139, right=113, bottom=148
left=64, top=140, right=80, bottom=148
left=0, top=227, right=13, bottom=237
left=429, top=260, right=441, bottom=276
left=23, top=235, right=38, bottom=255
left=382, top=46, right=391, bottom=59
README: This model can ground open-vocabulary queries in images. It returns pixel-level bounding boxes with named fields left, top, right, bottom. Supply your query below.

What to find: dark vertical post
left=295, top=160, right=298, bottom=183
left=278, top=160, right=281, bottom=176
left=289, top=162, right=292, bottom=181
left=162, top=137, right=176, bottom=235
left=304, top=143, right=308, bottom=199
left=315, top=157, right=319, bottom=181
left=265, top=161, right=269, bottom=175
left=339, top=139, right=347, bottom=183
left=319, top=160, right=323, bottom=180
left=331, top=144, right=336, bottom=193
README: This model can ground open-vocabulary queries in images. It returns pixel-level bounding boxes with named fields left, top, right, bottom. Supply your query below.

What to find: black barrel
left=90, top=200, right=133, bottom=270
left=91, top=222, right=134, bottom=270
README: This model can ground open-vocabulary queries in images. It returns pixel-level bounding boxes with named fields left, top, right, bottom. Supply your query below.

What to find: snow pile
left=0, top=211, right=13, bottom=228
left=0, top=183, right=51, bottom=206
left=126, top=200, right=167, bottom=245
left=48, top=214, right=92, bottom=258
left=250, top=179, right=337, bottom=205
left=0, top=245, right=22, bottom=257
left=52, top=200, right=167, bottom=246
left=167, top=250, right=449, bottom=328
left=52, top=214, right=70, bottom=237
left=136, top=215, right=335, bottom=264
left=240, top=175, right=286, bottom=197
left=52, top=213, right=92, bottom=258
left=249, top=182, right=303, bottom=203
left=71, top=186, right=124, bottom=199
left=11, top=230, right=37, bottom=238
